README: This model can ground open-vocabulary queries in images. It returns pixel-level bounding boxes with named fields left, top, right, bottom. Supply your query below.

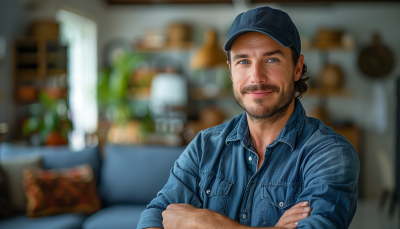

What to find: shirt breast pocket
left=199, top=171, right=234, bottom=215
left=261, top=182, right=303, bottom=226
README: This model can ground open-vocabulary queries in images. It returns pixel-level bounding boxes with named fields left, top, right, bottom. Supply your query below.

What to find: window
left=56, top=9, right=97, bottom=150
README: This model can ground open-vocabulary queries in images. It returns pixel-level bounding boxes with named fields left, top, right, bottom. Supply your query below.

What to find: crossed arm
left=139, top=134, right=359, bottom=229
left=146, top=201, right=312, bottom=229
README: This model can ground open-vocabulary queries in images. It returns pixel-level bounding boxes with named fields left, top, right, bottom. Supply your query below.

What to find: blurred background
left=0, top=0, right=400, bottom=228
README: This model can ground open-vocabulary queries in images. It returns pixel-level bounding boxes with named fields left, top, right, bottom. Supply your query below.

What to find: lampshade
left=190, top=29, right=227, bottom=69
left=149, top=73, right=188, bottom=116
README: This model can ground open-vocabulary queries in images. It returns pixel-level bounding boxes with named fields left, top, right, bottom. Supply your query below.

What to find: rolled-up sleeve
left=297, top=141, right=360, bottom=229
left=137, top=133, right=204, bottom=229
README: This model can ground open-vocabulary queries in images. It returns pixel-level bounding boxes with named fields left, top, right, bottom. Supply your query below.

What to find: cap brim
left=223, top=28, right=292, bottom=52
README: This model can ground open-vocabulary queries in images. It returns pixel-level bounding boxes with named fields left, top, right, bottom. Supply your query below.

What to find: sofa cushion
left=24, top=164, right=101, bottom=218
left=0, top=166, right=13, bottom=219
left=0, top=156, right=42, bottom=213
left=0, top=213, right=86, bottom=229
left=100, top=144, right=185, bottom=205
left=83, top=205, right=146, bottom=229
left=0, top=143, right=101, bottom=181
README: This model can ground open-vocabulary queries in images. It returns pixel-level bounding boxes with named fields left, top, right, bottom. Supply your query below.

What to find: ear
left=294, top=54, right=304, bottom=82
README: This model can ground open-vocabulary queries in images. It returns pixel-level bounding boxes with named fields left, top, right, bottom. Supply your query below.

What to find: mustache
left=240, top=84, right=280, bottom=94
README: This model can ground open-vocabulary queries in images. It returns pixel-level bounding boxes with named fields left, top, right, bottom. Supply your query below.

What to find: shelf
left=47, top=53, right=67, bottom=63
left=16, top=77, right=42, bottom=83
left=16, top=70, right=40, bottom=79
left=126, top=87, right=233, bottom=101
left=15, top=99, right=39, bottom=105
left=189, top=87, right=231, bottom=100
left=304, top=87, right=352, bottom=97
left=134, top=42, right=193, bottom=53
left=127, top=87, right=150, bottom=101
left=17, top=53, right=39, bottom=64
left=303, top=46, right=354, bottom=52
left=17, top=49, right=66, bottom=65
left=48, top=69, right=67, bottom=75
left=15, top=69, right=67, bottom=81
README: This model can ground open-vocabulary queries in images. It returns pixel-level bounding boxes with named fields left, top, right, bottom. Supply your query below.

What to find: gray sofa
left=0, top=143, right=185, bottom=229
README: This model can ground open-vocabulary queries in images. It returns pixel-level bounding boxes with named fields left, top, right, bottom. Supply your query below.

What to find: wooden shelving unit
left=13, top=38, right=67, bottom=102
left=189, top=87, right=231, bottom=100
left=12, top=38, right=68, bottom=139
left=304, top=87, right=352, bottom=98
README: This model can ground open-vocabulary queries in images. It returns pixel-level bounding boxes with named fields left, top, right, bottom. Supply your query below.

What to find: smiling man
left=137, top=6, right=359, bottom=229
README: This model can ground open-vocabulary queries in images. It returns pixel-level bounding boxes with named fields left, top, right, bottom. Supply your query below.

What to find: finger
left=167, top=203, right=191, bottom=209
left=166, top=203, right=183, bottom=210
left=283, top=222, right=299, bottom=229
left=292, top=201, right=309, bottom=208
left=280, top=212, right=310, bottom=226
left=162, top=208, right=171, bottom=214
left=284, top=205, right=312, bottom=216
left=174, top=203, right=190, bottom=206
left=282, top=201, right=309, bottom=215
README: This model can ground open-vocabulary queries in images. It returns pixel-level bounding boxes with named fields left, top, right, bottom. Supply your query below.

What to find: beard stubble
left=233, top=77, right=295, bottom=124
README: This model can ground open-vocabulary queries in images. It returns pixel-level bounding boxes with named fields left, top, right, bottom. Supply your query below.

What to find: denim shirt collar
left=225, top=98, right=306, bottom=151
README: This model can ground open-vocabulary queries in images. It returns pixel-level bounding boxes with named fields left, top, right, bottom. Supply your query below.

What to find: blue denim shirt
left=137, top=99, right=359, bottom=229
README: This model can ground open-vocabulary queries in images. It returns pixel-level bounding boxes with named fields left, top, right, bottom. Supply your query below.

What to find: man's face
left=228, top=32, right=302, bottom=121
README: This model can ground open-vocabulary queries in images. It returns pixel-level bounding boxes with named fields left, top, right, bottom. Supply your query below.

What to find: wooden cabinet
left=12, top=38, right=68, bottom=140
left=13, top=38, right=67, bottom=103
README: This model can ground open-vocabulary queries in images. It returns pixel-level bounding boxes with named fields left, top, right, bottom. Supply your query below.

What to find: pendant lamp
left=191, top=29, right=227, bottom=69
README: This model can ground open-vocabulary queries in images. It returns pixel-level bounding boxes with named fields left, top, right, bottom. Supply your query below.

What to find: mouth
left=247, top=91, right=273, bottom=98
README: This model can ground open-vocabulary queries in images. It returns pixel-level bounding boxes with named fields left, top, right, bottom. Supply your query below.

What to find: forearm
left=191, top=209, right=282, bottom=229
left=145, top=227, right=281, bottom=229
left=235, top=226, right=282, bottom=229
left=162, top=204, right=283, bottom=229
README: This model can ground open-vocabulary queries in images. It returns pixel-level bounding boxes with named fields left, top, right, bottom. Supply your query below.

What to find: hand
left=275, top=201, right=312, bottom=229
left=162, top=204, right=198, bottom=229
left=162, top=203, right=244, bottom=229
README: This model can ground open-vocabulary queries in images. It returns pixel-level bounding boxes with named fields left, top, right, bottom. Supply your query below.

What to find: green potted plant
left=97, top=52, right=154, bottom=144
left=22, top=91, right=72, bottom=146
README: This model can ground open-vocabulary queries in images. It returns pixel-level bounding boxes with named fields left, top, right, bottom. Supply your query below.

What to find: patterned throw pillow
left=23, top=164, right=101, bottom=218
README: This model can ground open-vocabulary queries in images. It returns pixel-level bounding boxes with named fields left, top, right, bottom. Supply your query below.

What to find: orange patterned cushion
left=23, top=164, right=101, bottom=218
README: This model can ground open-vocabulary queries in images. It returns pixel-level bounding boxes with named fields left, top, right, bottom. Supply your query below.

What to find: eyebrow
left=231, top=50, right=285, bottom=62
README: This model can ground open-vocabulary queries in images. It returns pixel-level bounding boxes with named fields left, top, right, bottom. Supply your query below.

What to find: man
left=137, top=6, right=359, bottom=229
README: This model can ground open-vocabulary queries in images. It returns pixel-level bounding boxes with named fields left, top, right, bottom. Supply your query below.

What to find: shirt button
left=248, top=156, right=252, bottom=161
left=242, top=213, right=248, bottom=219
left=206, top=189, right=211, bottom=195
left=279, top=202, right=284, bottom=207
left=249, top=179, right=254, bottom=185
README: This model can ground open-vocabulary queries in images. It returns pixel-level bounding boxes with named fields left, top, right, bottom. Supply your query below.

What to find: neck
left=247, top=98, right=296, bottom=156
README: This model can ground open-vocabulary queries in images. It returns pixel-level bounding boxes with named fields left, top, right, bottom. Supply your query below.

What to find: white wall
left=0, top=0, right=30, bottom=139
left=3, top=0, right=400, bottom=199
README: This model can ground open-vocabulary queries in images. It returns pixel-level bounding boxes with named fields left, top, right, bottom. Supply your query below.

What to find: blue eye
left=268, top=59, right=278, bottom=63
left=239, top=60, right=249, bottom=64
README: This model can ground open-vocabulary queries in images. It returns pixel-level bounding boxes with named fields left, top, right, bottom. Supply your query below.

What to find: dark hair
left=227, top=47, right=309, bottom=99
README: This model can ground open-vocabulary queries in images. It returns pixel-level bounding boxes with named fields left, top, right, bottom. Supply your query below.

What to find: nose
left=249, top=61, right=267, bottom=84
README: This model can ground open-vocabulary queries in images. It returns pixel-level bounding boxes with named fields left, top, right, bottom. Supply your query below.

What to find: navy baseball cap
left=224, top=6, right=301, bottom=56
